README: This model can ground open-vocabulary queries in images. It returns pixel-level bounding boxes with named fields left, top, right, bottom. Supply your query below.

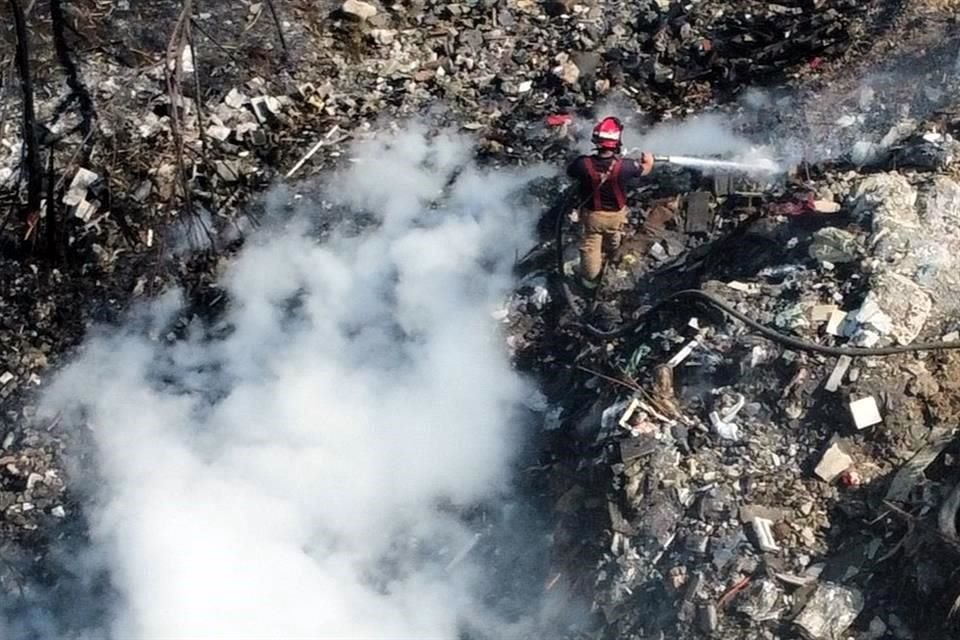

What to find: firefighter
left=566, top=117, right=655, bottom=289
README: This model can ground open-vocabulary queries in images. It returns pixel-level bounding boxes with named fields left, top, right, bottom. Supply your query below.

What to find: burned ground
left=2, top=0, right=960, bottom=639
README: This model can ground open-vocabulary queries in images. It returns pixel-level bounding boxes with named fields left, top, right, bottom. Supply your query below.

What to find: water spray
left=652, top=154, right=782, bottom=176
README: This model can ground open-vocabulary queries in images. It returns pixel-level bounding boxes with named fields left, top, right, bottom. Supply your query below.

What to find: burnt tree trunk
left=45, top=147, right=59, bottom=261
left=49, top=0, right=96, bottom=163
left=9, top=0, right=43, bottom=230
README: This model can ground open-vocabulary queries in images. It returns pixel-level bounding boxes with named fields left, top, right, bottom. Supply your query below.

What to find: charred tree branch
left=166, top=0, right=216, bottom=250
left=49, top=0, right=97, bottom=164
left=263, top=0, right=289, bottom=62
left=9, top=0, right=43, bottom=230
left=45, top=147, right=59, bottom=260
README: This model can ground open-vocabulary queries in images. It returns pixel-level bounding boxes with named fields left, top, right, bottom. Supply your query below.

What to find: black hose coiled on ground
left=553, top=200, right=960, bottom=357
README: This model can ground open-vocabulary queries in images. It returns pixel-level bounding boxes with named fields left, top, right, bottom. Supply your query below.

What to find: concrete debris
left=811, top=304, right=838, bottom=323
left=224, top=88, right=247, bottom=109
left=793, top=583, right=864, bottom=640
left=825, top=309, right=847, bottom=336
left=815, top=443, right=853, bottom=482
left=849, top=396, right=882, bottom=430
left=824, top=356, right=852, bottom=392
left=340, top=0, right=377, bottom=20
left=750, top=516, right=780, bottom=552
left=859, top=272, right=932, bottom=345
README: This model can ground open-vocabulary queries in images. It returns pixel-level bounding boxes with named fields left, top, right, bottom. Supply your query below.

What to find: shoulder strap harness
left=583, top=157, right=626, bottom=211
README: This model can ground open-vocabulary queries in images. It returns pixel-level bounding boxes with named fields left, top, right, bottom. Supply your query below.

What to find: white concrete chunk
left=815, top=443, right=853, bottom=482
left=849, top=396, right=882, bottom=429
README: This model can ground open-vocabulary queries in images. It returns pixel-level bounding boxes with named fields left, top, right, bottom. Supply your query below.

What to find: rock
left=737, top=579, right=787, bottom=622
left=552, top=56, right=580, bottom=86
left=370, top=28, right=397, bottom=45
left=573, top=51, right=602, bottom=79
left=459, top=29, right=484, bottom=50
left=340, top=0, right=378, bottom=20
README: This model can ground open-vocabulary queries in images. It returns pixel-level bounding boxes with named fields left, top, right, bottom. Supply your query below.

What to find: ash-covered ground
left=2, top=1, right=960, bottom=639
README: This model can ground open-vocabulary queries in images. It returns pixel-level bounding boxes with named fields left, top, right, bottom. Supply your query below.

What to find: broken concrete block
left=825, top=309, right=847, bottom=336
left=812, top=199, right=841, bottom=213
left=849, top=396, right=882, bottom=429
left=340, top=0, right=377, bottom=20
left=726, top=280, right=758, bottom=293
left=793, top=583, right=864, bottom=640
left=205, top=124, right=232, bottom=141
left=737, top=579, right=787, bottom=622
left=0, top=372, right=13, bottom=386
left=860, top=271, right=932, bottom=345
left=775, top=304, right=810, bottom=331
left=224, top=88, right=247, bottom=109
left=750, top=517, right=780, bottom=552
left=811, top=304, right=838, bottom=323
left=551, top=56, right=580, bottom=85
left=815, top=443, right=852, bottom=482
left=824, top=356, right=852, bottom=392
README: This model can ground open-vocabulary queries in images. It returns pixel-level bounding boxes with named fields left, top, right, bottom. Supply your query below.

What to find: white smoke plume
left=41, top=124, right=558, bottom=639
left=569, top=97, right=779, bottom=174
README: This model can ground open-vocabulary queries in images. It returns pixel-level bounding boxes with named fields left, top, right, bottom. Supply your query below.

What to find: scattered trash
left=809, top=227, right=859, bottom=264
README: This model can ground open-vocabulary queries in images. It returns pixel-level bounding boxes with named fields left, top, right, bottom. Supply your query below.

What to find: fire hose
left=551, top=158, right=960, bottom=357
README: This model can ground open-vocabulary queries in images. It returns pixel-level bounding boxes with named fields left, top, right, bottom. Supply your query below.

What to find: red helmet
left=592, top=116, right=623, bottom=151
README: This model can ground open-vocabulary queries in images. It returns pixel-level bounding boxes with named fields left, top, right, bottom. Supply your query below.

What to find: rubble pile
left=1, top=0, right=960, bottom=638
left=0, top=0, right=882, bottom=550
left=498, top=136, right=960, bottom=638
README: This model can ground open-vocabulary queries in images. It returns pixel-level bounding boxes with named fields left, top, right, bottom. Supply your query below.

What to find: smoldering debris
left=39, top=126, right=572, bottom=640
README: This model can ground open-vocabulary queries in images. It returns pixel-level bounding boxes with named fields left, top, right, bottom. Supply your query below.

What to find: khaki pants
left=579, top=208, right=628, bottom=282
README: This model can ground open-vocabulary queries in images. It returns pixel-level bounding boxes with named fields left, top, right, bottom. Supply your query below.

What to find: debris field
left=2, top=1, right=960, bottom=639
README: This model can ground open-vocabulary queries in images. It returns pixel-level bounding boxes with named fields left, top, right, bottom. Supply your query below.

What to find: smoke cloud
left=41, top=125, right=557, bottom=639
left=573, top=97, right=779, bottom=174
